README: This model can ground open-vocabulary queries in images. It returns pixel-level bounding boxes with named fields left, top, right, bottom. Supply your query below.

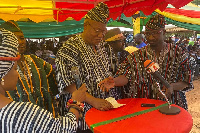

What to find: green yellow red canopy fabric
left=0, top=0, right=193, bottom=23
left=0, top=19, right=85, bottom=38
left=0, top=0, right=195, bottom=38
left=155, top=3, right=200, bottom=25
left=148, top=3, right=200, bottom=31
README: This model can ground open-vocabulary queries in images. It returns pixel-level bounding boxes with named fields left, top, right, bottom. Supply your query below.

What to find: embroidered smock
left=0, top=101, right=77, bottom=133
left=116, top=44, right=195, bottom=110
left=6, top=55, right=59, bottom=117
left=105, top=43, right=130, bottom=99
left=56, top=34, right=118, bottom=130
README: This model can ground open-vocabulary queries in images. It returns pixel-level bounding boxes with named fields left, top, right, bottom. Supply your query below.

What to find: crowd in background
left=24, top=33, right=200, bottom=81
left=0, top=2, right=197, bottom=132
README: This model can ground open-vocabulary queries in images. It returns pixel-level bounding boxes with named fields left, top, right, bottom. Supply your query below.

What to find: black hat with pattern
left=85, top=2, right=109, bottom=24
left=145, top=14, right=165, bottom=31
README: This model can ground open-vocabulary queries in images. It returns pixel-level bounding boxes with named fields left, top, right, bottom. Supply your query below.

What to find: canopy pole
left=133, top=11, right=140, bottom=36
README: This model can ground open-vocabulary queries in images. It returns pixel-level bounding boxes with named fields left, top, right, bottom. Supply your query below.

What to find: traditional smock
left=116, top=44, right=195, bottom=110
left=56, top=34, right=118, bottom=130
left=105, top=43, right=131, bottom=99
left=6, top=54, right=59, bottom=117
left=0, top=101, right=77, bottom=133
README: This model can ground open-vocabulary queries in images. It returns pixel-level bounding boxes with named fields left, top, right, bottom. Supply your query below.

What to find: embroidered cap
left=0, top=20, right=22, bottom=33
left=104, top=28, right=125, bottom=42
left=0, top=28, right=19, bottom=79
left=145, top=14, right=165, bottom=31
left=85, top=2, right=109, bottom=24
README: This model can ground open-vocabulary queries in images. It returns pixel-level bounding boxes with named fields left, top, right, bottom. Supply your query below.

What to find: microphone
left=144, top=60, right=170, bottom=89
left=144, top=60, right=180, bottom=115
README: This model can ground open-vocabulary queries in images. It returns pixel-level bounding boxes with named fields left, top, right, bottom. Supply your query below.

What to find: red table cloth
left=85, top=98, right=193, bottom=133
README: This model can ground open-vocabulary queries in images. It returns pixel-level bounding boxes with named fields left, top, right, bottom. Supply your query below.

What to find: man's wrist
left=85, top=92, right=96, bottom=106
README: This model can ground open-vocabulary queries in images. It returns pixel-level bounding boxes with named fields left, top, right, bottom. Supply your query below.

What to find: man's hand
left=92, top=98, right=113, bottom=111
left=157, top=84, right=173, bottom=99
left=98, top=76, right=115, bottom=92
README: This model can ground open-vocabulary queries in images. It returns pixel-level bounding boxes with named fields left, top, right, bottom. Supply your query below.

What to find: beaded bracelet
left=67, top=104, right=84, bottom=112
left=66, top=99, right=84, bottom=118
left=68, top=105, right=83, bottom=118
left=67, top=99, right=84, bottom=108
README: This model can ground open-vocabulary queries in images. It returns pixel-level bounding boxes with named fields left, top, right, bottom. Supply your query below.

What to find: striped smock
left=116, top=44, right=195, bottom=110
left=6, top=55, right=59, bottom=117
left=0, top=101, right=77, bottom=133
left=55, top=34, right=119, bottom=130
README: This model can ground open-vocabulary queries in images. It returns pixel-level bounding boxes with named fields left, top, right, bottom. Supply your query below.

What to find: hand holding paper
left=105, top=97, right=126, bottom=108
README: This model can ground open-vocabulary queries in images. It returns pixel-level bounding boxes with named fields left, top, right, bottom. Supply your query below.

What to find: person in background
left=0, top=28, right=87, bottom=132
left=35, top=43, right=55, bottom=62
left=104, top=28, right=130, bottom=98
left=134, top=33, right=147, bottom=48
left=0, top=20, right=59, bottom=117
left=104, top=28, right=130, bottom=74
left=108, top=14, right=195, bottom=110
left=188, top=37, right=194, bottom=46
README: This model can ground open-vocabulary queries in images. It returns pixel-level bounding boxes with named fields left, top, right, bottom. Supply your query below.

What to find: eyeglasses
left=88, top=23, right=107, bottom=36
left=144, top=30, right=163, bottom=36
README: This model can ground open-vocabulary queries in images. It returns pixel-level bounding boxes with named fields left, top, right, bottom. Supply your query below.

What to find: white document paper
left=105, top=97, right=126, bottom=108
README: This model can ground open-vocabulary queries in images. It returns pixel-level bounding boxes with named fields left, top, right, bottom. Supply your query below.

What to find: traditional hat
left=145, top=14, right=165, bottom=31
left=0, top=28, right=20, bottom=79
left=0, top=20, right=22, bottom=33
left=85, top=2, right=109, bottom=24
left=104, top=28, right=125, bottom=42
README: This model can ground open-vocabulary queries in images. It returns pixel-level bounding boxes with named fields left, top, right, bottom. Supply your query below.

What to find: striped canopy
left=0, top=0, right=192, bottom=23
left=0, top=0, right=194, bottom=38
left=155, top=3, right=200, bottom=31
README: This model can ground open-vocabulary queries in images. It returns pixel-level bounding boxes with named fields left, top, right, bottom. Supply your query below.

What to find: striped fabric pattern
left=56, top=34, right=113, bottom=96
left=85, top=2, right=109, bottom=24
left=145, top=14, right=165, bottom=31
left=6, top=54, right=59, bottom=117
left=0, top=101, right=78, bottom=133
left=105, top=44, right=131, bottom=99
left=56, top=34, right=119, bottom=130
left=0, top=28, right=18, bottom=79
left=117, top=44, right=194, bottom=110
